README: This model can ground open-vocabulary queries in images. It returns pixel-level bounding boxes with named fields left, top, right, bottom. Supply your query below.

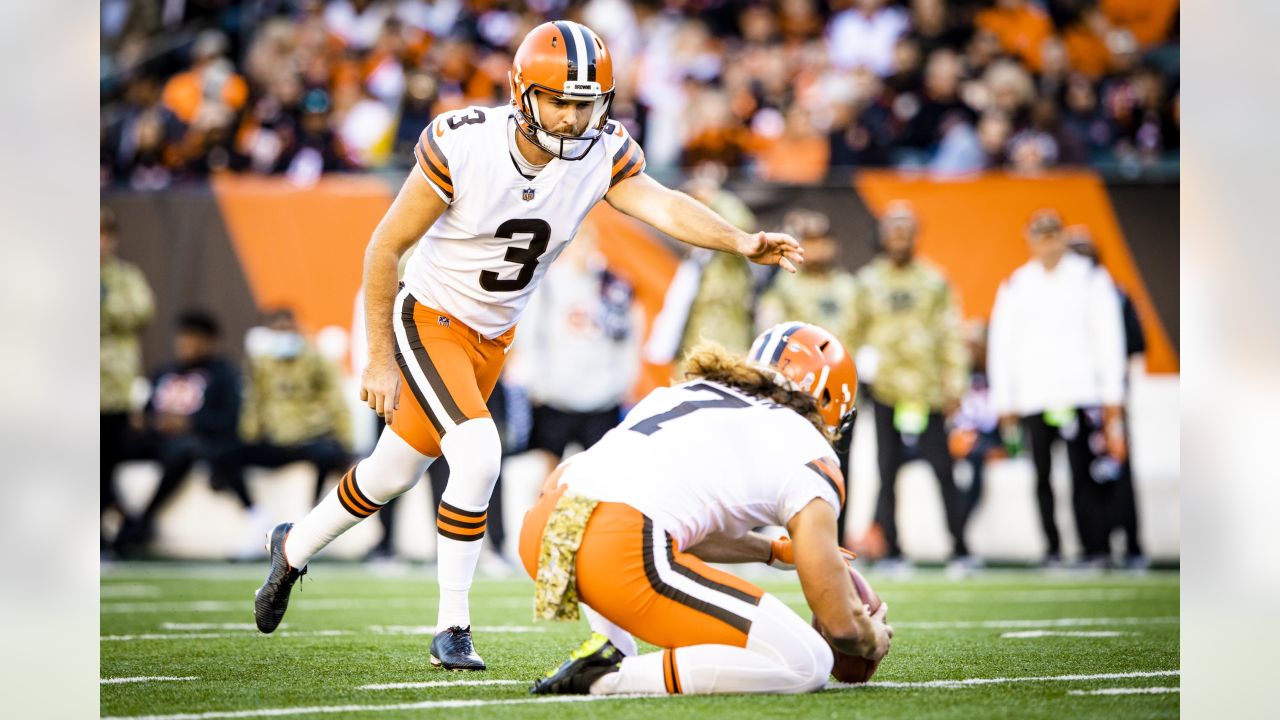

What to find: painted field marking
left=1001, top=631, right=1130, bottom=638
left=102, top=596, right=529, bottom=614
left=838, top=669, right=1180, bottom=690
left=101, top=694, right=638, bottom=719
left=102, top=631, right=351, bottom=642
left=99, top=670, right=1182, bottom=718
left=1069, top=687, right=1180, bottom=696
left=358, top=679, right=526, bottom=690
left=101, top=677, right=199, bottom=686
left=367, top=625, right=544, bottom=635
left=775, top=588, right=1148, bottom=605
left=161, top=623, right=273, bottom=631
left=101, top=584, right=161, bottom=599
left=894, top=616, right=1177, bottom=630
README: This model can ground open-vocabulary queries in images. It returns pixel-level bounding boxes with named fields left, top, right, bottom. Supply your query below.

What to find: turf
left=101, top=562, right=1179, bottom=719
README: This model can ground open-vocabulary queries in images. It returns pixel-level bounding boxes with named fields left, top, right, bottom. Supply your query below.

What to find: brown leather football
left=812, top=564, right=884, bottom=683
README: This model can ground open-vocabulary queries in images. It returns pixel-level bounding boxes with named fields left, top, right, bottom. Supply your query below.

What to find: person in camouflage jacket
left=101, top=207, right=154, bottom=534
left=851, top=202, right=972, bottom=571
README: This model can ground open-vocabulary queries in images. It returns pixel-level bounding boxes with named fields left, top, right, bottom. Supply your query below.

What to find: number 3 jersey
left=557, top=379, right=846, bottom=551
left=405, top=104, right=645, bottom=339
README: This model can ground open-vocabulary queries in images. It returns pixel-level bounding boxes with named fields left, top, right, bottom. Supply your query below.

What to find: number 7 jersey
left=558, top=379, right=847, bottom=551
left=405, top=104, right=645, bottom=339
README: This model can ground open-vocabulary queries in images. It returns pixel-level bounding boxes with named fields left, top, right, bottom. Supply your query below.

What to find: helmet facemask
left=515, top=83, right=614, bottom=161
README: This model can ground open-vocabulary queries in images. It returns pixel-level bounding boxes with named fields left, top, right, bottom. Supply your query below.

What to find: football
left=813, top=563, right=885, bottom=683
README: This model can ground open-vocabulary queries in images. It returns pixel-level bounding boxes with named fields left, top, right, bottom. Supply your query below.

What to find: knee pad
left=439, top=418, right=502, bottom=507
left=354, top=427, right=433, bottom=503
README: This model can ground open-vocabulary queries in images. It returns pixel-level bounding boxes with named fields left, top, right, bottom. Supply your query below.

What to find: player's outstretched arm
left=790, top=499, right=892, bottom=662
left=360, top=168, right=448, bottom=424
left=604, top=173, right=804, bottom=273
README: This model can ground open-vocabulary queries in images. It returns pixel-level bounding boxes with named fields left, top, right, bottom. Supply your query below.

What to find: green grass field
left=101, top=562, right=1179, bottom=719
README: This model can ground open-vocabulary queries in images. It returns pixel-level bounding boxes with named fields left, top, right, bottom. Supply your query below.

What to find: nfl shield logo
left=522, top=187, right=536, bottom=202
left=437, top=316, right=450, bottom=328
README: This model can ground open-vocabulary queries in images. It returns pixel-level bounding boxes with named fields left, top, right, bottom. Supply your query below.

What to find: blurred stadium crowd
left=101, top=0, right=1179, bottom=188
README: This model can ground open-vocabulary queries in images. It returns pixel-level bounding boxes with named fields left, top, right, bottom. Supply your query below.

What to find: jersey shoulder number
left=414, top=107, right=490, bottom=204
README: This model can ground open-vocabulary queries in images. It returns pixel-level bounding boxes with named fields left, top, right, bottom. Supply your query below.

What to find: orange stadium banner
left=855, top=170, right=1178, bottom=374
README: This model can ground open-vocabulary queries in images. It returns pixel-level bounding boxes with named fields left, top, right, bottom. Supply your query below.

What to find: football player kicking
left=519, top=323, right=892, bottom=695
left=253, top=20, right=804, bottom=671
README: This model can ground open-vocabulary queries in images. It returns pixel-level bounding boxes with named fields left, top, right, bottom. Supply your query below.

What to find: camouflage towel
left=533, top=492, right=600, bottom=622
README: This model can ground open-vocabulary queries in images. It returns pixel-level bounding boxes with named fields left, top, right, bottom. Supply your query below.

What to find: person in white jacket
left=987, top=209, right=1128, bottom=567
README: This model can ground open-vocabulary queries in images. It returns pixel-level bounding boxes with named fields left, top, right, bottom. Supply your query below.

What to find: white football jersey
left=559, top=379, right=845, bottom=550
left=404, top=104, right=646, bottom=338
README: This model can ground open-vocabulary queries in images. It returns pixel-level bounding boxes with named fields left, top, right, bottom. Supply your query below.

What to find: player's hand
left=360, top=357, right=402, bottom=425
left=859, top=601, right=893, bottom=662
left=740, top=231, right=804, bottom=273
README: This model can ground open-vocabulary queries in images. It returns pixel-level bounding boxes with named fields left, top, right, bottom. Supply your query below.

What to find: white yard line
left=102, top=631, right=352, bottom=642
left=99, top=670, right=1183, bottom=717
left=367, top=625, right=544, bottom=635
left=1069, top=686, right=1180, bottom=696
left=102, top=597, right=529, bottom=614
left=1001, top=631, right=1130, bottom=638
left=838, top=670, right=1180, bottom=689
left=101, top=694, right=640, bottom=719
left=774, top=589, right=1148, bottom=604
left=101, top=677, right=199, bottom=686
left=161, top=623, right=273, bottom=631
left=894, top=616, right=1177, bottom=630
left=101, top=584, right=162, bottom=599
left=357, top=679, right=526, bottom=690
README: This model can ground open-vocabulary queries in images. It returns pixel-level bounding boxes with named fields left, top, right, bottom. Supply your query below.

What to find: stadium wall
left=104, top=172, right=1179, bottom=562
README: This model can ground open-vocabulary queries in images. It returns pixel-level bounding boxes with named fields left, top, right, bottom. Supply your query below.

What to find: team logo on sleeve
left=522, top=187, right=536, bottom=202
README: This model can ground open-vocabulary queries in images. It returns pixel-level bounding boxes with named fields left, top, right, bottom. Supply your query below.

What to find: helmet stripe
left=571, top=23, right=590, bottom=84
left=581, top=26, right=597, bottom=82
left=759, top=322, right=803, bottom=367
left=553, top=21, right=579, bottom=83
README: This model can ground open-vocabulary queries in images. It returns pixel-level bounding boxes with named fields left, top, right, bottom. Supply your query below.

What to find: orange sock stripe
left=437, top=519, right=486, bottom=542
left=670, top=649, right=682, bottom=694
left=437, top=517, right=487, bottom=534
left=662, top=649, right=673, bottom=693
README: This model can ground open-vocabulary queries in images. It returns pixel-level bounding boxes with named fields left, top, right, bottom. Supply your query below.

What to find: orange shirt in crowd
left=162, top=69, right=249, bottom=124
left=1101, top=0, right=1179, bottom=49
left=755, top=135, right=829, bottom=184
left=975, top=3, right=1054, bottom=72
left=1062, top=24, right=1111, bottom=79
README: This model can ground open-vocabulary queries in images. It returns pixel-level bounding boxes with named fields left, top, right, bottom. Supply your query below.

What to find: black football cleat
left=254, top=522, right=306, bottom=634
left=430, top=626, right=487, bottom=671
left=530, top=633, right=623, bottom=695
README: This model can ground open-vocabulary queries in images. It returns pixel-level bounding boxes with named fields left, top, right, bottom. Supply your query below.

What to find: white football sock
left=284, top=428, right=431, bottom=568
left=433, top=418, right=502, bottom=631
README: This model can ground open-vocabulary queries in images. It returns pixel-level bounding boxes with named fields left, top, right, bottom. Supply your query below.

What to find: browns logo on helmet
left=748, top=322, right=859, bottom=436
left=509, top=21, right=615, bottom=161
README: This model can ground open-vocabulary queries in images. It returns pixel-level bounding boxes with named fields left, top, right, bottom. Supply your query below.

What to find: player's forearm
left=362, top=236, right=404, bottom=366
left=685, top=531, right=772, bottom=564
left=651, top=187, right=750, bottom=256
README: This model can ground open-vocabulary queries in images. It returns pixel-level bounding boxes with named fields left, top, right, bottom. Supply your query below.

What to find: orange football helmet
left=509, top=21, right=615, bottom=161
left=748, top=322, right=859, bottom=435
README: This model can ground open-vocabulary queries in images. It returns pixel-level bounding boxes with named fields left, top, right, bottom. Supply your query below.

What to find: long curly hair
left=683, top=343, right=835, bottom=442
